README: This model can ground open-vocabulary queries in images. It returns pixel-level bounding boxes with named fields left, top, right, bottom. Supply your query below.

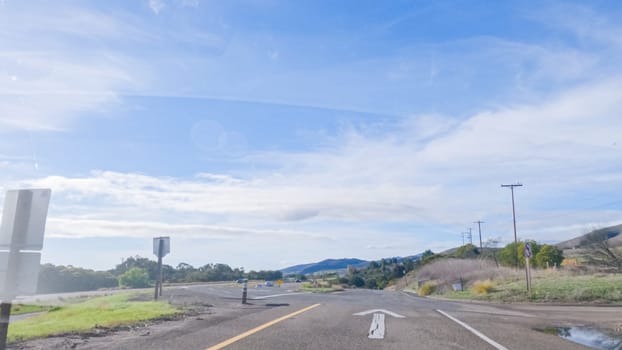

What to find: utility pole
left=501, top=183, right=523, bottom=267
left=474, top=221, right=484, bottom=251
left=468, top=228, right=473, bottom=245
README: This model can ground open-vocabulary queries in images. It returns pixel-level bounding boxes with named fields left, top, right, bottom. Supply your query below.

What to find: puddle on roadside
left=535, top=326, right=622, bottom=350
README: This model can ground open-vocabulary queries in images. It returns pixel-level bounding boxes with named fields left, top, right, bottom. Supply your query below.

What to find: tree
left=38, top=264, right=118, bottom=293
left=498, top=241, right=540, bottom=268
left=351, top=275, right=365, bottom=287
left=534, top=244, right=564, bottom=268
left=483, top=237, right=501, bottom=267
left=453, top=244, right=480, bottom=259
left=119, top=267, right=151, bottom=288
left=582, top=232, right=622, bottom=272
left=112, top=256, right=159, bottom=281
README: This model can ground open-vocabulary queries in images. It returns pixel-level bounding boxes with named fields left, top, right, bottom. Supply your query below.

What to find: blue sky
left=1, top=0, right=622, bottom=271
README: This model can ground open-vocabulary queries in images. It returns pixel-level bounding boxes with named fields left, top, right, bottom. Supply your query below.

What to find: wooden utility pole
left=501, top=183, right=523, bottom=267
left=474, top=221, right=484, bottom=251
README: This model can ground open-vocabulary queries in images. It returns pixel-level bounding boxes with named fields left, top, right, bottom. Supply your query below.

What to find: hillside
left=281, top=258, right=369, bottom=275
left=556, top=224, right=622, bottom=249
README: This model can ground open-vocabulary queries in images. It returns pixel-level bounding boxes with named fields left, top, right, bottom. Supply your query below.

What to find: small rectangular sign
left=0, top=189, right=51, bottom=250
left=153, top=237, right=170, bottom=257
left=0, top=251, right=41, bottom=300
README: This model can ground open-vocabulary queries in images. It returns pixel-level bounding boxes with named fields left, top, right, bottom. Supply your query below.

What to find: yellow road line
left=205, top=303, right=321, bottom=350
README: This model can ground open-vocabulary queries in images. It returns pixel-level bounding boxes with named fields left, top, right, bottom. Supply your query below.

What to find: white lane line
left=252, top=292, right=312, bottom=300
left=436, top=310, right=509, bottom=350
left=368, top=313, right=385, bottom=339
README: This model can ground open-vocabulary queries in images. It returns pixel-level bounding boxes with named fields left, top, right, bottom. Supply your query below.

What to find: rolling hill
left=281, top=258, right=369, bottom=275
left=556, top=224, right=622, bottom=249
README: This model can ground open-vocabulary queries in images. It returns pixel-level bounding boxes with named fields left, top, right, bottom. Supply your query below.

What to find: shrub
left=418, top=281, right=436, bottom=296
left=118, top=267, right=151, bottom=288
left=471, top=280, right=496, bottom=295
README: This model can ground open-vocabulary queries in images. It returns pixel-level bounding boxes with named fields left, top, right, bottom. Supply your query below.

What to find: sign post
left=0, top=189, right=51, bottom=350
left=242, top=280, right=248, bottom=304
left=153, top=237, right=170, bottom=300
left=524, top=241, right=533, bottom=296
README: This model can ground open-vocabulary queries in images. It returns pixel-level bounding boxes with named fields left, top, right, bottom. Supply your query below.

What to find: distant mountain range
left=281, top=254, right=424, bottom=275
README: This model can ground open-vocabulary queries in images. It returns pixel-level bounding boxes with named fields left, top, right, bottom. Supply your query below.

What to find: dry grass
left=415, top=259, right=521, bottom=293
left=412, top=258, right=622, bottom=303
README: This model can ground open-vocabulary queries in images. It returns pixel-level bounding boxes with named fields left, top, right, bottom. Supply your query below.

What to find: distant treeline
left=37, top=256, right=283, bottom=293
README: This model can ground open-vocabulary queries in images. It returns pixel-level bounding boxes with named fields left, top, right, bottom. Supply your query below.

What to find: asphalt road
left=13, top=283, right=622, bottom=350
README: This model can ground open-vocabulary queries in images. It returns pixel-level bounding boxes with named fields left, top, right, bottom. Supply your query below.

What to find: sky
left=1, top=0, right=622, bottom=271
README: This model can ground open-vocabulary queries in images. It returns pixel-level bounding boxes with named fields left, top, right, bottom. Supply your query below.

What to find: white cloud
left=149, top=0, right=166, bottom=14
left=12, top=76, right=622, bottom=249
left=45, top=217, right=331, bottom=241
left=0, top=5, right=146, bottom=131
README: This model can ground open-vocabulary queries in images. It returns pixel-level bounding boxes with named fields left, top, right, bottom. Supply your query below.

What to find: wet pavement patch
left=535, top=326, right=622, bottom=349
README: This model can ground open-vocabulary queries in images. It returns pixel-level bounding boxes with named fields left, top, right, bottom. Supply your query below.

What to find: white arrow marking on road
left=353, top=309, right=406, bottom=318
left=368, top=313, right=385, bottom=339
left=354, top=309, right=406, bottom=340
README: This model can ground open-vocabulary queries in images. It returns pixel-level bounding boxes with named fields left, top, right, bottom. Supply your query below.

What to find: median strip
left=436, top=309, right=509, bottom=350
left=205, top=303, right=321, bottom=350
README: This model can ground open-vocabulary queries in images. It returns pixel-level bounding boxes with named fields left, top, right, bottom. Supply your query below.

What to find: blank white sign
left=0, top=189, right=51, bottom=250
left=153, top=237, right=170, bottom=257
left=0, top=251, right=41, bottom=300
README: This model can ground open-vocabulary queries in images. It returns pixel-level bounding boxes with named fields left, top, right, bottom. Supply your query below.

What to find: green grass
left=441, top=273, right=622, bottom=304
left=11, top=304, right=53, bottom=316
left=8, top=293, right=182, bottom=343
left=299, top=282, right=343, bottom=293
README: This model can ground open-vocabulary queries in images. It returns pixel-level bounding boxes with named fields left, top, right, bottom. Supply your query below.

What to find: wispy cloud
left=14, top=75, right=622, bottom=246
left=149, top=0, right=166, bottom=14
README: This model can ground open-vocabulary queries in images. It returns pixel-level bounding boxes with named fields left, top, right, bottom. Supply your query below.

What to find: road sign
left=276, top=279, right=283, bottom=287
left=0, top=189, right=51, bottom=250
left=0, top=252, right=41, bottom=299
left=524, top=241, right=532, bottom=258
left=0, top=189, right=51, bottom=350
left=153, top=237, right=170, bottom=258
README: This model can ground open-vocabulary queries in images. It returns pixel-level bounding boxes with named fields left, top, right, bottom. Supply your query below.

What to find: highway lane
left=14, top=284, right=619, bottom=349
left=204, top=290, right=592, bottom=350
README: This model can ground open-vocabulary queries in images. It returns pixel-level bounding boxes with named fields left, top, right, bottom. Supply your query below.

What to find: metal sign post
left=153, top=237, right=170, bottom=300
left=242, top=281, right=248, bottom=304
left=0, top=189, right=51, bottom=350
left=524, top=242, right=533, bottom=296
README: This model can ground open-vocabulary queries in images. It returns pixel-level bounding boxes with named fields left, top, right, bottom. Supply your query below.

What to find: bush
left=535, top=245, right=564, bottom=268
left=471, top=280, right=495, bottom=294
left=418, top=281, right=436, bottom=296
left=118, top=267, right=151, bottom=288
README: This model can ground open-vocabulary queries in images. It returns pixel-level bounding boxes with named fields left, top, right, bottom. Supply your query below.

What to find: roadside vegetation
left=337, top=251, right=434, bottom=290
left=38, top=257, right=283, bottom=293
left=404, top=236, right=622, bottom=304
left=8, top=293, right=182, bottom=343
left=11, top=304, right=54, bottom=316
left=299, top=275, right=345, bottom=293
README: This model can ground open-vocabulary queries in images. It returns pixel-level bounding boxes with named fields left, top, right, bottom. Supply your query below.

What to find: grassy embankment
left=406, top=259, right=622, bottom=304
left=11, top=304, right=54, bottom=315
left=300, top=278, right=345, bottom=293
left=8, top=293, right=182, bottom=343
